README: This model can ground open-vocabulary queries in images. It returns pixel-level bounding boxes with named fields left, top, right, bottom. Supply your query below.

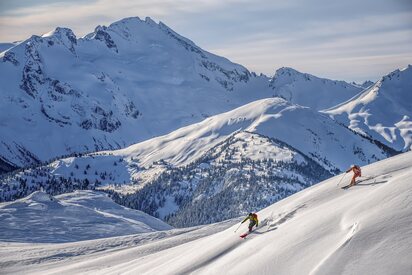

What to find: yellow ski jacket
left=242, top=213, right=259, bottom=226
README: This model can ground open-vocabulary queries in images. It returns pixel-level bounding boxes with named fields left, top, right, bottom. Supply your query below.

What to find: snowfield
left=1, top=151, right=411, bottom=274
left=0, top=190, right=171, bottom=243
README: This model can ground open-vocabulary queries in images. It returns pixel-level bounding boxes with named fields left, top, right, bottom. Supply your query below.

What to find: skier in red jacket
left=346, top=164, right=361, bottom=187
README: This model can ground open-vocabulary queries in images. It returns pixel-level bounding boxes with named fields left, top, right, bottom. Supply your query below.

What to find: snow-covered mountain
left=269, top=67, right=363, bottom=110
left=110, top=97, right=394, bottom=226
left=1, top=152, right=411, bottom=275
left=0, top=16, right=371, bottom=172
left=116, top=130, right=332, bottom=227
left=0, top=16, right=269, bottom=169
left=324, top=65, right=412, bottom=151
left=1, top=97, right=394, bottom=225
left=0, top=190, right=171, bottom=243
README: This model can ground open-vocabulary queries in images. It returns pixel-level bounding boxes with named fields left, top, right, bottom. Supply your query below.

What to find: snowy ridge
left=0, top=190, right=172, bottom=243
left=1, top=152, right=411, bottom=274
left=270, top=67, right=363, bottom=110
left=103, top=97, right=391, bottom=174
left=325, top=65, right=412, bottom=151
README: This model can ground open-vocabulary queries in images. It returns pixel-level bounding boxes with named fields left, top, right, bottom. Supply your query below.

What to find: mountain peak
left=105, top=16, right=166, bottom=33
left=271, top=66, right=315, bottom=83
left=43, top=27, right=75, bottom=38
left=269, top=67, right=363, bottom=110
left=144, top=16, right=158, bottom=26
left=104, top=16, right=200, bottom=51
left=108, top=16, right=146, bottom=28
left=39, top=26, right=78, bottom=52
left=42, top=27, right=77, bottom=43
left=274, top=66, right=302, bottom=76
left=382, top=64, right=412, bottom=80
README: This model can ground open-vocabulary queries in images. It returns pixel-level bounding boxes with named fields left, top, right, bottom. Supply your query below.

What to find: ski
left=240, top=233, right=248, bottom=238
left=240, top=230, right=255, bottom=238
left=341, top=176, right=376, bottom=189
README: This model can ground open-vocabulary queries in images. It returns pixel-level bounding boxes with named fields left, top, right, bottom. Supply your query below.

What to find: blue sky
left=0, top=0, right=411, bottom=82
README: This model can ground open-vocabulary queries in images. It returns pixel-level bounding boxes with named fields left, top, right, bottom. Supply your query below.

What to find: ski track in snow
left=309, top=221, right=359, bottom=275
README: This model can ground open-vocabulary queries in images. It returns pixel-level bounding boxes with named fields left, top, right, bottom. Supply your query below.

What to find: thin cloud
left=0, top=0, right=411, bottom=82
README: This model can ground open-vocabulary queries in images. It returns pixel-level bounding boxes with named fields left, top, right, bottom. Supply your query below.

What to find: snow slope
left=270, top=67, right=363, bottom=110
left=0, top=219, right=234, bottom=275
left=0, top=190, right=172, bottom=243
left=325, top=65, right=412, bottom=151
left=1, top=151, right=411, bottom=275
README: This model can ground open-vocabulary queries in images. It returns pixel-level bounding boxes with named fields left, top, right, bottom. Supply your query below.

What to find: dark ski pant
left=248, top=220, right=256, bottom=232
left=350, top=173, right=361, bottom=186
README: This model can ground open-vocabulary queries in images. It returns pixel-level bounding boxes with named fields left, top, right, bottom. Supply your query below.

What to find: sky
left=0, top=0, right=411, bottom=82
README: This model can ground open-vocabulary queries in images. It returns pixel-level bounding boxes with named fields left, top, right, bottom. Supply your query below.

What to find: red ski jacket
left=346, top=165, right=361, bottom=177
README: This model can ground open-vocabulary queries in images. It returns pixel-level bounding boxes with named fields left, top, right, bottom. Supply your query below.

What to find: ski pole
left=337, top=173, right=346, bottom=186
left=234, top=223, right=242, bottom=233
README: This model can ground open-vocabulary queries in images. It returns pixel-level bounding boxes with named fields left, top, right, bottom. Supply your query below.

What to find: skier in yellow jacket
left=241, top=213, right=259, bottom=232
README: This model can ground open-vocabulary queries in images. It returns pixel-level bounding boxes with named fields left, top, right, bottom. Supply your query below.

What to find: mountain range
left=0, top=16, right=411, bottom=227
left=1, top=16, right=382, bottom=171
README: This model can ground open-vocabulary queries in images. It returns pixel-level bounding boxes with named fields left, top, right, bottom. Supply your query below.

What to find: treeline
left=0, top=154, right=125, bottom=202
left=0, top=176, right=99, bottom=202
